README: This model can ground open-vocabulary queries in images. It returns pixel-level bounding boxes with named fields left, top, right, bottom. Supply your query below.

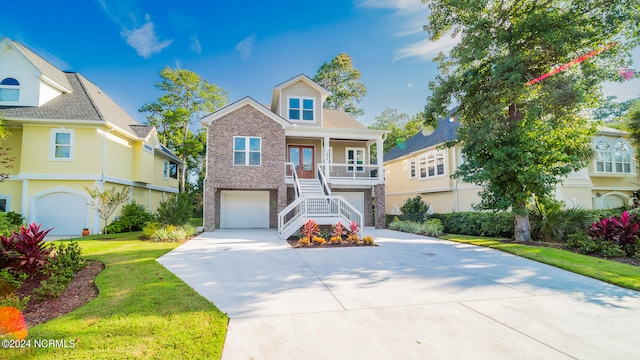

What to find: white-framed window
left=0, top=195, right=9, bottom=212
left=0, top=77, right=20, bottom=102
left=163, top=160, right=169, bottom=180
left=288, top=97, right=314, bottom=121
left=234, top=136, right=261, bottom=166
left=50, top=129, right=74, bottom=160
left=595, top=138, right=632, bottom=174
left=346, top=147, right=365, bottom=172
left=417, top=150, right=446, bottom=179
left=409, top=158, right=417, bottom=179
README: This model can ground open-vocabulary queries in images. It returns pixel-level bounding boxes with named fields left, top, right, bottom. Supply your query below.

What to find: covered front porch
left=284, top=132, right=385, bottom=186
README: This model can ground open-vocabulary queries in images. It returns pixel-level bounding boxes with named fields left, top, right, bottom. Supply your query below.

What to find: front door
left=288, top=145, right=314, bottom=178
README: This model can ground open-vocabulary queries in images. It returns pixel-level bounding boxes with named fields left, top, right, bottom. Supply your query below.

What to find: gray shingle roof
left=8, top=39, right=72, bottom=91
left=129, top=125, right=155, bottom=138
left=383, top=117, right=460, bottom=163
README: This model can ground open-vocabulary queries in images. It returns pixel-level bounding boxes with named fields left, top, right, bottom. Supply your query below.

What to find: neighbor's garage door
left=35, top=192, right=88, bottom=235
left=220, top=190, right=269, bottom=228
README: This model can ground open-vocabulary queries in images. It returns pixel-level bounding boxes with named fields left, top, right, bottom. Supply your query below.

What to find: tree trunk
left=513, top=201, right=531, bottom=242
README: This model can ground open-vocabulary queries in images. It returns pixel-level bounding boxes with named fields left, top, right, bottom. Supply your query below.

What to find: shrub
left=431, top=212, right=514, bottom=238
left=142, top=222, right=196, bottom=242
left=298, top=237, right=310, bottom=246
left=157, top=193, right=193, bottom=225
left=0, top=269, right=27, bottom=290
left=33, top=273, right=70, bottom=301
left=332, top=222, right=346, bottom=238
left=589, top=211, right=639, bottom=256
left=0, top=212, right=22, bottom=236
left=329, top=236, right=342, bottom=244
left=400, top=196, right=430, bottom=222
left=600, top=241, right=626, bottom=258
left=312, top=236, right=326, bottom=245
left=349, top=221, right=360, bottom=235
left=362, top=236, right=374, bottom=245
left=529, top=198, right=594, bottom=241
left=422, top=219, right=444, bottom=237
left=566, top=232, right=600, bottom=254
left=11, top=223, right=53, bottom=277
left=347, top=234, right=360, bottom=244
left=301, top=220, right=320, bottom=240
left=106, top=200, right=155, bottom=233
left=48, top=242, right=85, bottom=277
left=0, top=294, right=30, bottom=311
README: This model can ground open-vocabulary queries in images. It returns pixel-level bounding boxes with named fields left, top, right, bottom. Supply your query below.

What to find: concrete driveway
left=158, top=228, right=640, bottom=359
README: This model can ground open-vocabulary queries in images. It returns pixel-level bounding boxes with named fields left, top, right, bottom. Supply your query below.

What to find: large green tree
left=369, top=107, right=423, bottom=155
left=140, top=67, right=228, bottom=191
left=423, top=0, right=640, bottom=241
left=623, top=99, right=640, bottom=158
left=313, top=53, right=367, bottom=117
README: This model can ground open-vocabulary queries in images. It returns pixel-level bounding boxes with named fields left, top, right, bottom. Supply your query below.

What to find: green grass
left=7, top=233, right=228, bottom=359
left=188, top=218, right=203, bottom=227
left=442, top=234, right=640, bottom=292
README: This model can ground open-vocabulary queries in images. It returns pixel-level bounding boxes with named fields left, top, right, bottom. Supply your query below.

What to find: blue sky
left=1, top=0, right=638, bottom=127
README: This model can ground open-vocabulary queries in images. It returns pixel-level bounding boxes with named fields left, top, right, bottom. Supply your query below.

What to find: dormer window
left=0, top=77, right=20, bottom=102
left=288, top=97, right=314, bottom=121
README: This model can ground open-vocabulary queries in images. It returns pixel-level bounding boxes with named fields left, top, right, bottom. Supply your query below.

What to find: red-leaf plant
left=0, top=233, right=18, bottom=268
left=10, top=223, right=54, bottom=277
left=349, top=221, right=360, bottom=235
left=332, top=222, right=346, bottom=239
left=590, top=211, right=639, bottom=256
left=300, top=220, right=320, bottom=240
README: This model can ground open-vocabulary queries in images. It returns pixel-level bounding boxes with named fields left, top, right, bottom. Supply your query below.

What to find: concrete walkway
left=157, top=228, right=640, bottom=359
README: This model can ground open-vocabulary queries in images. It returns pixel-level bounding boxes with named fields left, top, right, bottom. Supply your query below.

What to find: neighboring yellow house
left=0, top=38, right=180, bottom=235
left=384, top=118, right=637, bottom=215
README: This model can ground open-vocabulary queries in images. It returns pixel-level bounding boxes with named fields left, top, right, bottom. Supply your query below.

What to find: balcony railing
left=318, top=163, right=381, bottom=180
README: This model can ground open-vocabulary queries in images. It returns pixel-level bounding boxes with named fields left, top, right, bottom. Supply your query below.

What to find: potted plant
left=82, top=228, right=90, bottom=236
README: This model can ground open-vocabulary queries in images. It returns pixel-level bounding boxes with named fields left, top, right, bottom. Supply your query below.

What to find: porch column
left=323, top=136, right=330, bottom=180
left=376, top=137, right=384, bottom=179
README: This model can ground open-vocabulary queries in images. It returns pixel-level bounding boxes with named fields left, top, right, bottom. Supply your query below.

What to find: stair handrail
left=285, top=162, right=301, bottom=198
left=278, top=195, right=363, bottom=238
left=316, top=164, right=331, bottom=196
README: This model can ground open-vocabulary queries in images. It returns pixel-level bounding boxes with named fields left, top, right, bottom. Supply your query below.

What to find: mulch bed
left=15, top=260, right=104, bottom=328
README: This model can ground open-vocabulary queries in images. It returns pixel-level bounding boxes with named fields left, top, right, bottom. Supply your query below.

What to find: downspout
left=453, top=146, right=459, bottom=212
left=203, top=122, right=210, bottom=231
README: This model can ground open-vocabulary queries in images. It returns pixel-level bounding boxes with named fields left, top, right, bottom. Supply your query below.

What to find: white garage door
left=333, top=192, right=365, bottom=215
left=220, top=190, right=269, bottom=228
left=35, top=192, right=88, bottom=236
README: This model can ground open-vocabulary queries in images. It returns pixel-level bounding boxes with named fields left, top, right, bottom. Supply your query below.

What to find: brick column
left=374, top=183, right=385, bottom=229
left=204, top=186, right=216, bottom=231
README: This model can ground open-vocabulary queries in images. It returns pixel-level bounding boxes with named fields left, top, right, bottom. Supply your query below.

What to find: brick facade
left=204, top=105, right=287, bottom=230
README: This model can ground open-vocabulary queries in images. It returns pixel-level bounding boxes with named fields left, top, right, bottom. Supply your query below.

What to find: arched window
left=0, top=77, right=20, bottom=102
left=595, top=141, right=612, bottom=172
left=614, top=140, right=632, bottom=173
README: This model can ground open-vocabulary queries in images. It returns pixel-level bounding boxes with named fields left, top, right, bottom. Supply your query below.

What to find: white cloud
left=95, top=1, right=172, bottom=58
left=394, top=33, right=459, bottom=61
left=190, top=34, right=202, bottom=54
left=121, top=16, right=172, bottom=59
left=406, top=82, right=413, bottom=88
left=358, top=0, right=424, bottom=13
left=235, top=33, right=256, bottom=60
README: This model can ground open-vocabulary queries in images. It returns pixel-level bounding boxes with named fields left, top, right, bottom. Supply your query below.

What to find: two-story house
left=0, top=38, right=180, bottom=235
left=202, top=74, right=386, bottom=238
left=384, top=117, right=637, bottom=214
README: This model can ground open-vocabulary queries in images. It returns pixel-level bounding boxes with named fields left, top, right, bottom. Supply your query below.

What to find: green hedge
left=430, top=212, right=514, bottom=238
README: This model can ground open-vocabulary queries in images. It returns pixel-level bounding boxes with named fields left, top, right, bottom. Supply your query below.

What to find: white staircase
left=278, top=167, right=362, bottom=240
left=298, top=178, right=326, bottom=196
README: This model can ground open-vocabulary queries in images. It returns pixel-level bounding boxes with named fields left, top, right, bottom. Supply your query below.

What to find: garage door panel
left=333, top=192, right=365, bottom=215
left=221, top=191, right=269, bottom=228
left=35, top=193, right=88, bottom=236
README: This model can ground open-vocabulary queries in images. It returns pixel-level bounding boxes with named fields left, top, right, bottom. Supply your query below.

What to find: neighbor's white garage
left=34, top=192, right=88, bottom=236
left=220, top=190, right=269, bottom=228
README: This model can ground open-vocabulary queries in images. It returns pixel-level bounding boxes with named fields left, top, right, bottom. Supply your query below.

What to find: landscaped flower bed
left=288, top=220, right=376, bottom=248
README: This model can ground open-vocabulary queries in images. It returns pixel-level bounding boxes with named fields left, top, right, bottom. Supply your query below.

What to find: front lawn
left=6, top=234, right=228, bottom=359
left=442, top=234, right=640, bottom=292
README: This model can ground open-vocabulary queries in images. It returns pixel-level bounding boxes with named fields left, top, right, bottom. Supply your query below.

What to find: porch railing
left=318, top=163, right=381, bottom=180
left=278, top=195, right=363, bottom=240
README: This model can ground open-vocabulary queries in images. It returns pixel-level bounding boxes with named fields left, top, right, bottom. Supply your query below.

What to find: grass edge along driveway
left=442, top=234, right=640, bottom=292
left=5, top=233, right=228, bottom=360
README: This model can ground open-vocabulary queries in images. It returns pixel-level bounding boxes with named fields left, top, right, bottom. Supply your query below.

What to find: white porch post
left=376, top=137, right=384, bottom=179
left=324, top=136, right=330, bottom=180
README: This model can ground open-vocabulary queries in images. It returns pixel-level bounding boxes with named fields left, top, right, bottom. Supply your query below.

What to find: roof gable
left=270, top=74, right=329, bottom=112
left=0, top=38, right=72, bottom=93
left=201, top=96, right=291, bottom=128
